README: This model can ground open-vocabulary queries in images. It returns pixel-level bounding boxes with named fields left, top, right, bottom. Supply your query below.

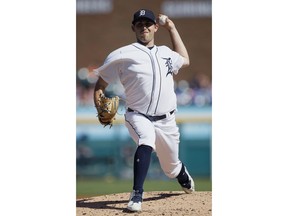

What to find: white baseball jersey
left=95, top=42, right=184, bottom=116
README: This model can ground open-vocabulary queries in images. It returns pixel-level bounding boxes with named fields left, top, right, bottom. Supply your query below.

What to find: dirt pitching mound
left=76, top=191, right=212, bottom=216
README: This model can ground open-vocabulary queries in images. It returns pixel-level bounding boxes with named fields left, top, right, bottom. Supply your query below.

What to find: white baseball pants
left=125, top=111, right=182, bottom=178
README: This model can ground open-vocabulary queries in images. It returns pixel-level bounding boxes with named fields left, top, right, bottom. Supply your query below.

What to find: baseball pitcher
left=94, top=9, right=195, bottom=212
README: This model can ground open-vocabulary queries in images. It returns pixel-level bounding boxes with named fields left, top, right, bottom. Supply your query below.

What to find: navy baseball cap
left=132, top=9, right=156, bottom=25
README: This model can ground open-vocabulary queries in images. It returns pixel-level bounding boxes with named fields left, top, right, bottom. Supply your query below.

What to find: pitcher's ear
left=131, top=25, right=135, bottom=32
left=154, top=24, right=159, bottom=32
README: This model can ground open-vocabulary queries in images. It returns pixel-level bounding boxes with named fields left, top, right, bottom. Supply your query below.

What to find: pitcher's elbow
left=182, top=58, right=190, bottom=68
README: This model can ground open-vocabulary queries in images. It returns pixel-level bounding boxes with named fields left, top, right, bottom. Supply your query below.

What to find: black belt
left=127, top=108, right=175, bottom=121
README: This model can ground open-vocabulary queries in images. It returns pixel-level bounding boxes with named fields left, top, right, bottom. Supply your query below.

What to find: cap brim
left=132, top=17, right=156, bottom=25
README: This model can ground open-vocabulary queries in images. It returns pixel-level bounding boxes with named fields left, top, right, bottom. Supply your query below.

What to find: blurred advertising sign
left=162, top=0, right=212, bottom=18
left=77, top=0, right=113, bottom=14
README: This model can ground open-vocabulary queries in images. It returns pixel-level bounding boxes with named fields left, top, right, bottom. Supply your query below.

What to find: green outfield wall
left=76, top=123, right=211, bottom=179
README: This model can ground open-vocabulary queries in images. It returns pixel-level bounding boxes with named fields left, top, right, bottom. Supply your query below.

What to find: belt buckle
left=166, top=110, right=173, bottom=118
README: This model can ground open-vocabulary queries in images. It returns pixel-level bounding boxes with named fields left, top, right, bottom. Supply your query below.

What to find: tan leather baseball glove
left=95, top=94, right=119, bottom=128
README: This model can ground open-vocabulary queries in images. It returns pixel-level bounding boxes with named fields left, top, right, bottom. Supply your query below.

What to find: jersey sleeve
left=170, top=50, right=184, bottom=75
left=94, top=49, right=122, bottom=84
left=159, top=46, right=185, bottom=75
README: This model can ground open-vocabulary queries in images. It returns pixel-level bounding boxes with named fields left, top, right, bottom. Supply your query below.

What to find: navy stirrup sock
left=176, top=163, right=189, bottom=185
left=133, top=145, right=153, bottom=193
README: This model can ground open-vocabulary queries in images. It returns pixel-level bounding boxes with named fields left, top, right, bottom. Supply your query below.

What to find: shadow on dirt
left=76, top=192, right=183, bottom=212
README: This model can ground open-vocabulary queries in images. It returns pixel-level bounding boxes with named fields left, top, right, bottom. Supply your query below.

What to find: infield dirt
left=76, top=191, right=212, bottom=216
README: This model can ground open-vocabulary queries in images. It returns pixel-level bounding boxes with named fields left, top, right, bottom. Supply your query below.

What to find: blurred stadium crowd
left=76, top=67, right=212, bottom=108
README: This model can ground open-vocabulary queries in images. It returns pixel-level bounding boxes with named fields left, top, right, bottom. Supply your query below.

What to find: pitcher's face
left=132, top=19, right=158, bottom=46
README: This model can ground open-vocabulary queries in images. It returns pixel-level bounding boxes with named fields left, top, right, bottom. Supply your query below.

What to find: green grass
left=76, top=177, right=212, bottom=198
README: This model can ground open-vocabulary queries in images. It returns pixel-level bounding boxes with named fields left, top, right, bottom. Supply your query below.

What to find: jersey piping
left=154, top=48, right=162, bottom=114
left=132, top=44, right=156, bottom=115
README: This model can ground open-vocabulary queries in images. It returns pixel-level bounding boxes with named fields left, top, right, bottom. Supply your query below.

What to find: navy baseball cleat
left=179, top=168, right=195, bottom=193
left=127, top=190, right=143, bottom=212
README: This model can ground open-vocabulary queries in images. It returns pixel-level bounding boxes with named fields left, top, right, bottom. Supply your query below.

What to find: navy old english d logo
left=162, top=57, right=173, bottom=76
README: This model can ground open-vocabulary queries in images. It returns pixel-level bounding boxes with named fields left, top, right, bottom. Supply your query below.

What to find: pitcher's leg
left=125, top=112, right=156, bottom=211
left=154, top=120, right=195, bottom=192
left=154, top=126, right=182, bottom=178
left=133, top=145, right=153, bottom=193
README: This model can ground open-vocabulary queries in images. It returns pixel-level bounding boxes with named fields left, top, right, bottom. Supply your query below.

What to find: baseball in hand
left=159, top=15, right=168, bottom=25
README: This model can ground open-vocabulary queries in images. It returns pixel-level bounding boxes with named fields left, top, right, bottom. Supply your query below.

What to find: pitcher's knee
left=162, top=163, right=182, bottom=178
